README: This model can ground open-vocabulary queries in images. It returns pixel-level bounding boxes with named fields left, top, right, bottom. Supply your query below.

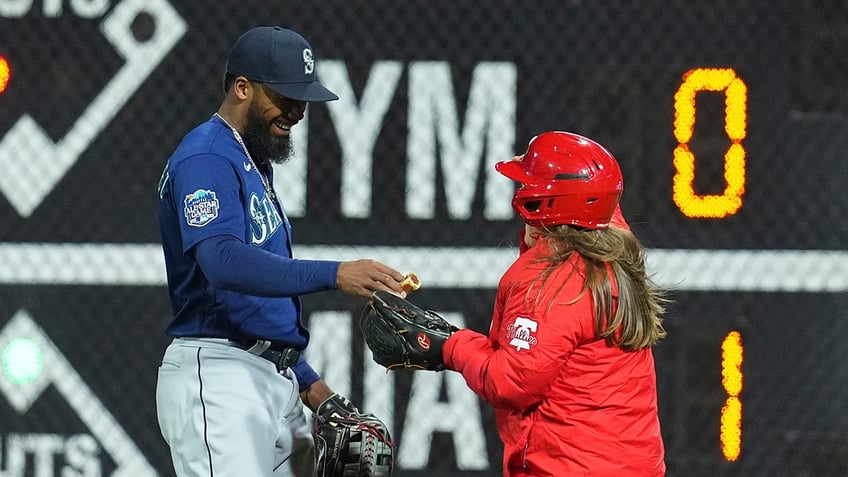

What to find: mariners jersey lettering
left=157, top=115, right=301, bottom=343
left=249, top=192, right=285, bottom=245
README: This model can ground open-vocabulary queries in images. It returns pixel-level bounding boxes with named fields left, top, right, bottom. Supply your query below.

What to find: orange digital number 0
left=0, top=54, right=10, bottom=95
left=673, top=68, right=747, bottom=218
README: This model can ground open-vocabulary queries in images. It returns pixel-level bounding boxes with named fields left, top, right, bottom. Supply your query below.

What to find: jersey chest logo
left=249, top=192, right=284, bottom=245
left=506, top=316, right=539, bottom=352
left=183, top=189, right=219, bottom=227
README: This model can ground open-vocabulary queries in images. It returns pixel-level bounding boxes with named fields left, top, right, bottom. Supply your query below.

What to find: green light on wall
left=2, top=338, right=44, bottom=384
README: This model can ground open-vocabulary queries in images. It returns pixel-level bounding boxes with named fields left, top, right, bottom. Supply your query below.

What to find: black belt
left=229, top=338, right=301, bottom=371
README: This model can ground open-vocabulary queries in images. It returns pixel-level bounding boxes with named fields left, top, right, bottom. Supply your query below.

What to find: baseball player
left=155, top=26, right=405, bottom=477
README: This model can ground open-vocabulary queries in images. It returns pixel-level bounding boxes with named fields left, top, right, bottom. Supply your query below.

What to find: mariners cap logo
left=303, top=48, right=314, bottom=75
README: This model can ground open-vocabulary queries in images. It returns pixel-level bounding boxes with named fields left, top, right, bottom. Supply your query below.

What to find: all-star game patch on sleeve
left=171, top=154, right=246, bottom=252
left=183, top=188, right=220, bottom=227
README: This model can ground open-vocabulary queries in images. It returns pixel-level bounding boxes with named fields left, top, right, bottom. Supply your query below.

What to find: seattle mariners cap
left=226, top=26, right=339, bottom=102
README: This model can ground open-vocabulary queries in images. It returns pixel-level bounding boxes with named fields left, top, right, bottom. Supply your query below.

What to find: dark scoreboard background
left=1, top=1, right=847, bottom=476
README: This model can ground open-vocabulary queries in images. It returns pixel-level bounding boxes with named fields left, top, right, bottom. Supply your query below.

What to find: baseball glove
left=361, top=291, right=459, bottom=371
left=312, top=394, right=394, bottom=477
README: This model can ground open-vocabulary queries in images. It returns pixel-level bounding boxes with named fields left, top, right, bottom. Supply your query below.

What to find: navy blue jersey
left=157, top=115, right=334, bottom=347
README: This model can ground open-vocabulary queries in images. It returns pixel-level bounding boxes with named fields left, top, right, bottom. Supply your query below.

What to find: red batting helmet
left=496, top=131, right=623, bottom=229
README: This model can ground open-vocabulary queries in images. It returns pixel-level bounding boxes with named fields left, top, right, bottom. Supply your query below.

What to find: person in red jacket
left=443, top=131, right=669, bottom=477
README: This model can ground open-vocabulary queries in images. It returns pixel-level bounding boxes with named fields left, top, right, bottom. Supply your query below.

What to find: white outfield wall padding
left=0, top=243, right=846, bottom=292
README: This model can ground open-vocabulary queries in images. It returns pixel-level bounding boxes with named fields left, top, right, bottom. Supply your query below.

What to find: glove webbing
left=321, top=414, right=395, bottom=448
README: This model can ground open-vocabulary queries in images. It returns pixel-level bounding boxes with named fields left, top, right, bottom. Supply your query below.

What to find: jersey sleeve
left=291, top=356, right=321, bottom=392
left=194, top=234, right=340, bottom=296
left=169, top=154, right=245, bottom=253
left=445, top=266, right=593, bottom=411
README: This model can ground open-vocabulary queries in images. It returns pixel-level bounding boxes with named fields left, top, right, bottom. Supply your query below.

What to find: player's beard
left=242, top=101, right=294, bottom=165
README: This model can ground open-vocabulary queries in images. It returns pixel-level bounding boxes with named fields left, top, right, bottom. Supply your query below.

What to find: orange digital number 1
left=673, top=68, right=748, bottom=218
left=721, top=330, right=743, bottom=461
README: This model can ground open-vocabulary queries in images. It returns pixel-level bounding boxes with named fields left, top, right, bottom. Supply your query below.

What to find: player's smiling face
left=255, top=83, right=306, bottom=137
left=242, top=83, right=305, bottom=165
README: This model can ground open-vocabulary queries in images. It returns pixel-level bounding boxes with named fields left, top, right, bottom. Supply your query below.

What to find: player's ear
left=230, top=76, right=252, bottom=101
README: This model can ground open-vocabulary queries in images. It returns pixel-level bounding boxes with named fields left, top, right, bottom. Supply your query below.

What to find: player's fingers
left=372, top=273, right=406, bottom=298
left=358, top=260, right=405, bottom=293
left=371, top=261, right=405, bottom=282
left=338, top=260, right=406, bottom=298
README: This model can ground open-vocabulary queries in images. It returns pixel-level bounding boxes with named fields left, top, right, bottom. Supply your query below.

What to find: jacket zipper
left=522, top=441, right=529, bottom=468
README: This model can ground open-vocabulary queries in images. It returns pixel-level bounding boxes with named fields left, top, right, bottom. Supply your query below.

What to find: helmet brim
left=495, top=160, right=534, bottom=183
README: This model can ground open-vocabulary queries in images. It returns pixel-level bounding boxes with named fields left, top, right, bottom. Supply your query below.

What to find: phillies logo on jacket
left=506, top=316, right=538, bottom=352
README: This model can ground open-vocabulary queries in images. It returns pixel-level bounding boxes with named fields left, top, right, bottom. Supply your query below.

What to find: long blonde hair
left=529, top=225, right=668, bottom=351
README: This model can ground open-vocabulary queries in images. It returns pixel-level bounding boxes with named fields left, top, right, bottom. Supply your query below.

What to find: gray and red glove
left=312, top=393, right=394, bottom=477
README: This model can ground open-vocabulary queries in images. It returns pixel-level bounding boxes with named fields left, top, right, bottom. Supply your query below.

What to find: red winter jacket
left=444, top=214, right=665, bottom=476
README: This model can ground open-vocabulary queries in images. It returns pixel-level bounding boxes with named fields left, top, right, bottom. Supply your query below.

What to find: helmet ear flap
left=521, top=199, right=542, bottom=213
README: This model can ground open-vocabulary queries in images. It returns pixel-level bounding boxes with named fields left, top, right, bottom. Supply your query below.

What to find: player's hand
left=337, top=259, right=406, bottom=298
left=299, top=379, right=334, bottom=412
